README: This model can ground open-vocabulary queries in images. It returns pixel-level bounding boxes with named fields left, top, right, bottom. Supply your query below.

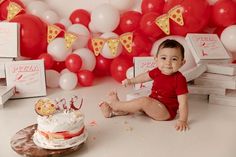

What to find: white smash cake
left=33, top=96, right=88, bottom=149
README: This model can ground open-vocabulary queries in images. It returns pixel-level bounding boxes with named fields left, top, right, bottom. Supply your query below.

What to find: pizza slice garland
left=91, top=38, right=105, bottom=56
left=169, top=5, right=184, bottom=26
left=64, top=32, right=78, bottom=49
left=107, top=38, right=120, bottom=56
left=120, top=32, right=133, bottom=53
left=47, top=25, right=62, bottom=43
left=7, top=2, right=23, bottom=21
left=155, top=14, right=170, bottom=35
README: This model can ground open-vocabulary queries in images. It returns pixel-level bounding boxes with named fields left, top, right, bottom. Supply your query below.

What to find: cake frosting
left=33, top=97, right=87, bottom=149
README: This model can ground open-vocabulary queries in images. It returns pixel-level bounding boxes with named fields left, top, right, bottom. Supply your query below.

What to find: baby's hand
left=122, top=79, right=133, bottom=87
left=175, top=120, right=189, bottom=132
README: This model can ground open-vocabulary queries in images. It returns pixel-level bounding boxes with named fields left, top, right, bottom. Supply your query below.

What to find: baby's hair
left=157, top=39, right=185, bottom=59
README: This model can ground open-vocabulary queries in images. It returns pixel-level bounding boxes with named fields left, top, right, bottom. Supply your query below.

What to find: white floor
left=1, top=77, right=236, bottom=157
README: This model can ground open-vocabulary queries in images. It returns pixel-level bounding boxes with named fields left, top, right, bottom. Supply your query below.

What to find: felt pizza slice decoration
left=35, top=98, right=57, bottom=116
left=7, top=2, right=23, bottom=21
left=169, top=5, right=184, bottom=26
left=64, top=32, right=78, bottom=48
left=120, top=32, right=133, bottom=53
left=47, top=25, right=62, bottom=43
left=155, top=14, right=170, bottom=35
left=107, top=38, right=120, bottom=56
left=91, top=38, right=106, bottom=56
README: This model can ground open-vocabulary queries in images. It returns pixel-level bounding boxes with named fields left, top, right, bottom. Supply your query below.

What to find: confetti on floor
left=88, top=120, right=97, bottom=126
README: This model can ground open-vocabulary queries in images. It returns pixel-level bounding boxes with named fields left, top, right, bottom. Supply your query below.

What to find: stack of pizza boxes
left=185, top=33, right=236, bottom=107
left=0, top=22, right=19, bottom=108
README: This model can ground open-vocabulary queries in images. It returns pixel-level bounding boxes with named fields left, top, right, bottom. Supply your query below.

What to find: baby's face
left=155, top=47, right=185, bottom=75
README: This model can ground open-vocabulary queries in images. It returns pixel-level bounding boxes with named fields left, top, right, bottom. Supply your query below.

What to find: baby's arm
left=175, top=94, right=189, bottom=131
left=122, top=72, right=152, bottom=87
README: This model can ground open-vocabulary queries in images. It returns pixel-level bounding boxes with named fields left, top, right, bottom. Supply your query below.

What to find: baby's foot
left=108, top=91, right=129, bottom=116
left=99, top=102, right=112, bottom=118
left=108, top=91, right=119, bottom=104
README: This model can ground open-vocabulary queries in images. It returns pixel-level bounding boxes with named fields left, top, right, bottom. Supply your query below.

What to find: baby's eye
left=172, top=58, right=178, bottom=61
left=161, top=57, right=166, bottom=60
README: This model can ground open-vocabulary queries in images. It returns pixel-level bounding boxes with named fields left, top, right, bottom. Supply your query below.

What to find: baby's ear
left=182, top=59, right=186, bottom=65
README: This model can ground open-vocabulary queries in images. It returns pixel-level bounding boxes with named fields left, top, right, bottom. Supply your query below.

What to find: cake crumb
left=125, top=126, right=133, bottom=131
left=88, top=120, right=97, bottom=126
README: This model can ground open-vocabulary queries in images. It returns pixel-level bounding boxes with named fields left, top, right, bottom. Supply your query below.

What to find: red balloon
left=54, top=23, right=65, bottom=37
left=118, top=11, right=142, bottom=33
left=139, top=52, right=151, bottom=57
left=140, top=12, right=164, bottom=39
left=93, top=55, right=112, bottom=76
left=163, top=0, right=182, bottom=12
left=163, top=0, right=210, bottom=36
left=77, top=70, right=94, bottom=86
left=141, top=0, right=165, bottom=14
left=110, top=57, right=132, bottom=83
left=213, top=27, right=225, bottom=37
left=87, top=39, right=94, bottom=52
left=52, top=61, right=66, bottom=73
left=69, top=9, right=90, bottom=27
left=0, top=0, right=25, bottom=20
left=11, top=14, right=47, bottom=59
left=211, top=0, right=236, bottom=27
left=65, top=54, right=82, bottom=73
left=38, top=53, right=55, bottom=69
left=122, top=30, right=153, bottom=60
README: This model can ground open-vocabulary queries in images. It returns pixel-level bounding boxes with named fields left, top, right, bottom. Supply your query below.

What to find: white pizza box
left=206, top=63, right=236, bottom=76
left=0, top=85, right=15, bottom=108
left=209, top=90, right=236, bottom=107
left=188, top=84, right=226, bottom=96
left=182, top=64, right=207, bottom=82
left=133, top=57, right=156, bottom=90
left=185, top=33, right=232, bottom=64
left=0, top=58, right=14, bottom=78
left=0, top=22, right=20, bottom=58
left=194, top=73, right=236, bottom=90
left=5, top=60, right=46, bottom=98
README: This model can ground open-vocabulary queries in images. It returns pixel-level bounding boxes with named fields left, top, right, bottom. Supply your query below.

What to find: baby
left=100, top=39, right=189, bottom=131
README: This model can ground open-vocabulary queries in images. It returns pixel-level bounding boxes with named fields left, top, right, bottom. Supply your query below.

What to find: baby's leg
left=109, top=91, right=170, bottom=121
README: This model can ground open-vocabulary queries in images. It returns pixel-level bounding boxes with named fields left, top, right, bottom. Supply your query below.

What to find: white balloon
left=59, top=72, right=78, bottom=90
left=27, top=1, right=48, bottom=17
left=207, top=0, right=219, bottom=5
left=91, top=4, right=120, bottom=33
left=46, top=70, right=60, bottom=88
left=67, top=24, right=90, bottom=49
left=59, top=18, right=72, bottom=28
left=100, top=32, right=123, bottom=59
left=151, top=36, right=196, bottom=73
left=60, top=68, right=70, bottom=75
left=110, top=0, right=135, bottom=11
left=41, top=10, right=59, bottom=24
left=221, top=25, right=236, bottom=53
left=88, top=21, right=99, bottom=33
left=73, top=48, right=96, bottom=71
left=126, top=66, right=134, bottom=79
left=21, top=0, right=36, bottom=5
left=47, top=38, right=72, bottom=61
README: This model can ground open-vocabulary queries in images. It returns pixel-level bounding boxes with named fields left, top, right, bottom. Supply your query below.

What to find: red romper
left=148, top=68, right=188, bottom=120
